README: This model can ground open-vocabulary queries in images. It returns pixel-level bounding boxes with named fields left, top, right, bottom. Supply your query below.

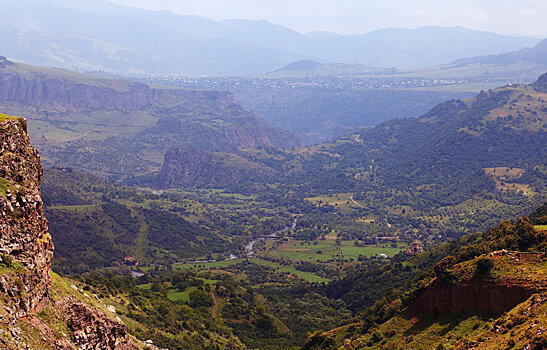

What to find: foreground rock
left=0, top=115, right=139, bottom=349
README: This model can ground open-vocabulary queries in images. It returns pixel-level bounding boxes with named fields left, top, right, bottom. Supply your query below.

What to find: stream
left=175, top=217, right=297, bottom=264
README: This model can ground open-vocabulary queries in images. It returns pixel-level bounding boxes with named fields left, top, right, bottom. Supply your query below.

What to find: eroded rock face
left=411, top=280, right=537, bottom=315
left=55, top=297, right=138, bottom=350
left=0, top=70, right=153, bottom=112
left=0, top=118, right=53, bottom=318
left=0, top=117, right=139, bottom=349
left=155, top=148, right=275, bottom=189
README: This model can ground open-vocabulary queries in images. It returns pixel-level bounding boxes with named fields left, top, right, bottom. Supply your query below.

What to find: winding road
left=349, top=195, right=364, bottom=208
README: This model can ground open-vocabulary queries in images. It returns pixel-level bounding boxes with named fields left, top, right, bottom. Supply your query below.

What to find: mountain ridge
left=451, top=37, right=547, bottom=67
left=0, top=0, right=540, bottom=75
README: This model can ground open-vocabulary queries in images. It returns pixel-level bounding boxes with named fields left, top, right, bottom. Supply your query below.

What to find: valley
left=0, top=6, right=545, bottom=346
left=18, top=71, right=541, bottom=349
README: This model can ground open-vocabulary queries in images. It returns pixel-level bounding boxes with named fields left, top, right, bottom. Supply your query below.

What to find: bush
left=475, top=257, right=494, bottom=278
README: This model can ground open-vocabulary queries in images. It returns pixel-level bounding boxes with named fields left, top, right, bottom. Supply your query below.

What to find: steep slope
left=0, top=114, right=139, bottom=349
left=0, top=0, right=540, bottom=75
left=346, top=74, right=547, bottom=191
left=0, top=58, right=300, bottom=180
left=302, top=214, right=547, bottom=350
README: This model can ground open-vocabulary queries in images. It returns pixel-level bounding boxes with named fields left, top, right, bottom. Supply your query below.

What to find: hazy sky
left=108, top=0, right=547, bottom=37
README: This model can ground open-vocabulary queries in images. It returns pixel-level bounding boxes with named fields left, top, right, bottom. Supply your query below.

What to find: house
left=406, top=241, right=423, bottom=256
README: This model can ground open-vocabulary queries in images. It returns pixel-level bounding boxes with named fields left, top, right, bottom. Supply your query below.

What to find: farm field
left=171, top=256, right=330, bottom=283
left=167, top=287, right=196, bottom=302
left=306, top=192, right=365, bottom=213
left=270, top=240, right=404, bottom=262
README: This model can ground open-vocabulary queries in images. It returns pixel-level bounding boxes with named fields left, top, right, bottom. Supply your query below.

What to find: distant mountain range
left=452, top=37, right=547, bottom=67
left=0, top=0, right=542, bottom=76
left=271, top=38, right=547, bottom=79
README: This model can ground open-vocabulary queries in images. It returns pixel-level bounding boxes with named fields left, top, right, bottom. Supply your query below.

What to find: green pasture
left=275, top=240, right=403, bottom=262
left=167, top=287, right=196, bottom=302
left=171, top=257, right=329, bottom=283
left=306, top=192, right=364, bottom=213
left=253, top=258, right=329, bottom=283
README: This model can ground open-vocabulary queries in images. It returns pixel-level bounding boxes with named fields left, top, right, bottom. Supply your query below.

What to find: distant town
left=90, top=72, right=523, bottom=91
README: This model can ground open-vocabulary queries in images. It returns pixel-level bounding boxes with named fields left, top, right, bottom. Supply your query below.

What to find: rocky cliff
left=0, top=61, right=153, bottom=112
left=0, top=114, right=139, bottom=349
left=0, top=58, right=301, bottom=181
left=411, top=280, right=536, bottom=315
left=0, top=115, right=53, bottom=319
left=411, top=250, right=546, bottom=316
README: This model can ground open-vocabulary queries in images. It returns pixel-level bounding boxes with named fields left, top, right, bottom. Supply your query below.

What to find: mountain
left=410, top=37, right=547, bottom=80
left=0, top=114, right=139, bottom=349
left=0, top=0, right=540, bottom=76
left=302, top=212, right=547, bottom=350
left=452, top=37, right=547, bottom=67
left=0, top=57, right=301, bottom=180
left=274, top=60, right=325, bottom=72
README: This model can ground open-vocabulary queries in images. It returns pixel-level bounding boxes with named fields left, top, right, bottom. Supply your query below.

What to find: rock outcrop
left=0, top=115, right=138, bottom=349
left=411, top=280, right=537, bottom=315
left=0, top=116, right=53, bottom=319
left=55, top=297, right=138, bottom=350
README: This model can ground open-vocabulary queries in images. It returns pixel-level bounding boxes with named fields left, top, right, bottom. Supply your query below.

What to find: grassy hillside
left=302, top=212, right=547, bottom=350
